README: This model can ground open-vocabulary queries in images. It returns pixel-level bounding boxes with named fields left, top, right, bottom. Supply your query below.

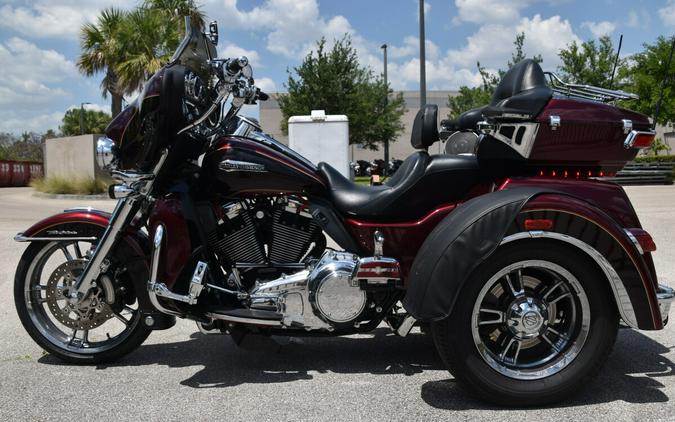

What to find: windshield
left=171, top=17, right=217, bottom=80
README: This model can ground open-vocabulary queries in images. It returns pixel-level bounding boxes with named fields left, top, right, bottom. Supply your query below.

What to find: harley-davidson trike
left=13, top=17, right=674, bottom=406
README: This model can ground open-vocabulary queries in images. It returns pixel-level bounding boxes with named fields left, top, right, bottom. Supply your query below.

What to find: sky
left=0, top=0, right=673, bottom=134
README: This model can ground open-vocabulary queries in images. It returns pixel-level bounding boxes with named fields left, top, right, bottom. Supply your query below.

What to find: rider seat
left=317, top=105, right=483, bottom=221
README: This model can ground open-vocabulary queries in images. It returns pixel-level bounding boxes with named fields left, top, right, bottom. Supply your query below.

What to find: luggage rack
left=544, top=72, right=639, bottom=103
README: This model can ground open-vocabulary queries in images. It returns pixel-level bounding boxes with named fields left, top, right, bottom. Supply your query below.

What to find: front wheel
left=14, top=238, right=151, bottom=363
left=431, top=239, right=618, bottom=406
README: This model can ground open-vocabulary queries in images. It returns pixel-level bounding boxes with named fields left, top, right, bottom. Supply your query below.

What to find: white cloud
left=389, top=36, right=439, bottom=61
left=255, top=77, right=277, bottom=93
left=581, top=20, right=616, bottom=38
left=219, top=44, right=262, bottom=68
left=660, top=0, right=675, bottom=27
left=0, top=1, right=136, bottom=39
left=454, top=0, right=531, bottom=24
left=627, top=9, right=651, bottom=29
left=0, top=111, right=63, bottom=134
left=0, top=37, right=76, bottom=108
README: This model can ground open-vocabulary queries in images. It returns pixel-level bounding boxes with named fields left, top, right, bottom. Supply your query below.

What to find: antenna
left=608, top=34, right=623, bottom=90
left=652, top=36, right=675, bottom=130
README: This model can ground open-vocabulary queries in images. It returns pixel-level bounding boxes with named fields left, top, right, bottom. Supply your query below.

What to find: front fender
left=15, top=207, right=153, bottom=311
left=402, top=187, right=661, bottom=330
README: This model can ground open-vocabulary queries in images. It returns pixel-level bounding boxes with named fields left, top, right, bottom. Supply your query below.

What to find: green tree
left=0, top=132, right=45, bottom=162
left=621, top=36, right=675, bottom=126
left=78, top=1, right=203, bottom=117
left=78, top=8, right=127, bottom=117
left=116, top=1, right=205, bottom=94
left=278, top=37, right=406, bottom=150
left=60, top=109, right=112, bottom=136
left=558, top=35, right=618, bottom=87
left=447, top=32, right=542, bottom=120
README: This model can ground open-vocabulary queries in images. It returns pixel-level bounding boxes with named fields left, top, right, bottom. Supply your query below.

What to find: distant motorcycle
left=12, top=17, right=673, bottom=406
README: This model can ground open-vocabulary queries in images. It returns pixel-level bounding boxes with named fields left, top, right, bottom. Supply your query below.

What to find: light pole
left=381, top=43, right=389, bottom=176
left=419, top=0, right=427, bottom=108
left=80, top=102, right=91, bottom=135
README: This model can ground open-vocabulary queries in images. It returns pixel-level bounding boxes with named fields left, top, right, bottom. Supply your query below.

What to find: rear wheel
left=431, top=240, right=618, bottom=406
left=14, top=237, right=151, bottom=364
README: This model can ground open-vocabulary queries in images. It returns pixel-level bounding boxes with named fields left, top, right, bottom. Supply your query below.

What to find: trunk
left=111, top=93, right=123, bottom=118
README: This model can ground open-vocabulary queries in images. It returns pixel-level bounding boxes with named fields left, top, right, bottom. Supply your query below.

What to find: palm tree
left=115, top=0, right=205, bottom=94
left=77, top=8, right=127, bottom=117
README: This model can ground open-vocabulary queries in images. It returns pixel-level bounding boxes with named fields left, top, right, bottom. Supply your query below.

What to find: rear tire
left=431, top=239, right=618, bottom=406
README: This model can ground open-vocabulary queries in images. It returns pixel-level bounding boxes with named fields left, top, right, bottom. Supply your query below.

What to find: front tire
left=431, top=239, right=618, bottom=406
left=14, top=239, right=151, bottom=364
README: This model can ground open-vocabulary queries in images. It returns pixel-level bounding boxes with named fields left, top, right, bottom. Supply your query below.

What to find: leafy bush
left=31, top=176, right=109, bottom=195
left=634, top=155, right=675, bottom=163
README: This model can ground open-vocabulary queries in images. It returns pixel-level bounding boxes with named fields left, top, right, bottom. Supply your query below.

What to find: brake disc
left=45, top=259, right=114, bottom=330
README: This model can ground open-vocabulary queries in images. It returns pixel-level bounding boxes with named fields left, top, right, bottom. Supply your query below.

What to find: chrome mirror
left=96, top=136, right=115, bottom=170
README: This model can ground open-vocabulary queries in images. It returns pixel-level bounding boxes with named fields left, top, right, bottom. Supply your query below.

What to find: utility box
left=288, top=110, right=349, bottom=178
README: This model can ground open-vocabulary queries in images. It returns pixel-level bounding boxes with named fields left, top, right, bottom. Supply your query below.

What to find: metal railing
left=544, top=72, right=639, bottom=103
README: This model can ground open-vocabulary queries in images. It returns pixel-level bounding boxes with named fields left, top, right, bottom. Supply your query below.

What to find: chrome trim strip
left=63, top=207, right=101, bottom=213
left=501, top=231, right=639, bottom=328
left=147, top=225, right=184, bottom=317
left=14, top=234, right=98, bottom=242
left=624, top=229, right=644, bottom=255
left=205, top=312, right=282, bottom=326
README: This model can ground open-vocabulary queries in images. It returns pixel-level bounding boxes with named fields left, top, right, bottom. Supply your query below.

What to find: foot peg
left=148, top=261, right=207, bottom=305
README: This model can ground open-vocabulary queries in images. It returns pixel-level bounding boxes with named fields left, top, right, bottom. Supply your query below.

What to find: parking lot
left=0, top=186, right=674, bottom=421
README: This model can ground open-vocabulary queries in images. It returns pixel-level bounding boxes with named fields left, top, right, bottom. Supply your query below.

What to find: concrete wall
left=44, top=134, right=100, bottom=179
left=259, top=91, right=458, bottom=162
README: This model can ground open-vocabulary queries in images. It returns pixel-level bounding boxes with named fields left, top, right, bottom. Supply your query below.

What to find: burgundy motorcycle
left=13, top=18, right=673, bottom=406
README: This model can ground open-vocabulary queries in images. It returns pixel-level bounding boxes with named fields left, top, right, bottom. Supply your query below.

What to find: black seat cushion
left=318, top=152, right=482, bottom=220
left=410, top=104, right=439, bottom=150
left=448, top=59, right=552, bottom=131
left=484, top=59, right=552, bottom=119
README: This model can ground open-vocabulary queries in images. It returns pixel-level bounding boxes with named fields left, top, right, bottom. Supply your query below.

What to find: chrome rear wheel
left=471, top=260, right=590, bottom=380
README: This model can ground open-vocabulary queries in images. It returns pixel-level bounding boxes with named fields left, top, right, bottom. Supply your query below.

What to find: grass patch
left=31, top=176, right=110, bottom=195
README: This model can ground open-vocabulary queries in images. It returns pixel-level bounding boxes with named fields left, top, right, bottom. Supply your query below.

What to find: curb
left=32, top=191, right=111, bottom=200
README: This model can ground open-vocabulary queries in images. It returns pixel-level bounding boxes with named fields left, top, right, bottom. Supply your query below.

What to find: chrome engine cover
left=248, top=250, right=366, bottom=330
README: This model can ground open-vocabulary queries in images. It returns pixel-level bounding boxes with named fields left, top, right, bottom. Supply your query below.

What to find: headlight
left=96, top=136, right=115, bottom=170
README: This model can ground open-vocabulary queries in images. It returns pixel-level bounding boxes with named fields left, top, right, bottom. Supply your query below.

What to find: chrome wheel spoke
left=548, top=291, right=572, bottom=305
left=73, top=242, right=83, bottom=259
left=499, top=337, right=522, bottom=364
left=541, top=333, right=562, bottom=353
left=504, top=271, right=524, bottom=297
left=543, top=280, right=564, bottom=300
left=546, top=326, right=570, bottom=341
left=478, top=308, right=506, bottom=325
left=59, top=245, right=74, bottom=262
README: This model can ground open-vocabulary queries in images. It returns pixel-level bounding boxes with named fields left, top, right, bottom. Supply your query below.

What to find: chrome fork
left=69, top=150, right=168, bottom=303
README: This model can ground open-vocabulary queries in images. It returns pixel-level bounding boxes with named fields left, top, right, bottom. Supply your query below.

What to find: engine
left=207, top=196, right=325, bottom=284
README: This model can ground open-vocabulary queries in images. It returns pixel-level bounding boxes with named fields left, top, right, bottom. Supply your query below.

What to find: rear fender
left=402, top=187, right=661, bottom=330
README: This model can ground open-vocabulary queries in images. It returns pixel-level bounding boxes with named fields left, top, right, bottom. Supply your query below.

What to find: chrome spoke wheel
left=23, top=241, right=141, bottom=355
left=471, top=260, right=590, bottom=380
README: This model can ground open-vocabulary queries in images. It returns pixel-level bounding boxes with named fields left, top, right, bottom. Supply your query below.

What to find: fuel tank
left=202, top=135, right=327, bottom=196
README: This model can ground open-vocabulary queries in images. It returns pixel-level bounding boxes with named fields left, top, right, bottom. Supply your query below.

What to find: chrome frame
left=501, top=231, right=639, bottom=328
left=657, top=284, right=674, bottom=325
left=545, top=71, right=639, bottom=103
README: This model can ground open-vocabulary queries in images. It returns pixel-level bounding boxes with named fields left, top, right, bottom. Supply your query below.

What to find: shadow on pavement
left=421, top=329, right=674, bottom=409
left=38, top=327, right=673, bottom=408
left=40, top=327, right=442, bottom=387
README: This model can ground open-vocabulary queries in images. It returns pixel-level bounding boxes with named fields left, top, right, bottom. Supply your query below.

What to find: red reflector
left=626, top=228, right=657, bottom=253
left=633, top=134, right=655, bottom=148
left=524, top=219, right=554, bottom=230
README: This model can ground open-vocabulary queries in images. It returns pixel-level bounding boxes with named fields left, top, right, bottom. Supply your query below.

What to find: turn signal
left=524, top=219, right=554, bottom=230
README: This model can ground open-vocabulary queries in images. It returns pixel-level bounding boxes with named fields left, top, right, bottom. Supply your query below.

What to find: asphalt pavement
left=0, top=186, right=674, bottom=421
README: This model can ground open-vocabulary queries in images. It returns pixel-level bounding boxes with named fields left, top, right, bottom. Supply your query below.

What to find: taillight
left=625, top=228, right=657, bottom=254
left=624, top=130, right=656, bottom=149
left=524, top=219, right=554, bottom=230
